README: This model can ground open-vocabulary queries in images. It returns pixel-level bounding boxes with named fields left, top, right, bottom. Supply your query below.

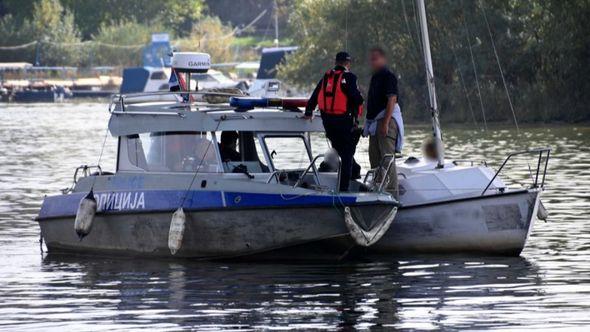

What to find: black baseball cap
left=335, top=51, right=351, bottom=62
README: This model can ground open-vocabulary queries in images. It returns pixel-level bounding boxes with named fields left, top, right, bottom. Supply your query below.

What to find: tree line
left=280, top=0, right=590, bottom=123
left=1, top=0, right=587, bottom=123
left=0, top=0, right=243, bottom=67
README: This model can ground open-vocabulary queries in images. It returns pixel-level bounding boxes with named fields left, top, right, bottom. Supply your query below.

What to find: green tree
left=0, top=0, right=82, bottom=65
left=90, top=21, right=166, bottom=67
left=32, top=0, right=82, bottom=65
left=281, top=0, right=590, bottom=123
left=60, top=0, right=204, bottom=38
left=176, top=16, right=236, bottom=63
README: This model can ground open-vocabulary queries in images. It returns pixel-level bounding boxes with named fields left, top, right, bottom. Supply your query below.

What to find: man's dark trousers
left=321, top=114, right=355, bottom=191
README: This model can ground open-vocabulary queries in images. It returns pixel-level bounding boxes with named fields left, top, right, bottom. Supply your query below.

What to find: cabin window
left=263, top=136, right=311, bottom=170
left=150, top=71, right=166, bottom=80
left=218, top=131, right=270, bottom=173
left=125, top=132, right=221, bottom=173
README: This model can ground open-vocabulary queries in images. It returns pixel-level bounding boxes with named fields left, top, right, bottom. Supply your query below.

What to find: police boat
left=36, top=52, right=399, bottom=259
left=38, top=0, right=550, bottom=258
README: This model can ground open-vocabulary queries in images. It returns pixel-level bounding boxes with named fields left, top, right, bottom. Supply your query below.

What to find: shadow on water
left=40, top=253, right=541, bottom=330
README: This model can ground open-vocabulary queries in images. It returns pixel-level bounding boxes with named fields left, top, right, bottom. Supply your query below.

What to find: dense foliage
left=0, top=0, right=204, bottom=38
left=281, top=0, right=590, bottom=123
left=0, top=0, right=587, bottom=123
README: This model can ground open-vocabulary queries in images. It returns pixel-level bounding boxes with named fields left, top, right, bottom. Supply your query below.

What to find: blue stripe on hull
left=38, top=190, right=356, bottom=220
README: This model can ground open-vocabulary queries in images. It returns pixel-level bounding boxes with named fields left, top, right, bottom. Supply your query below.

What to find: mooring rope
left=178, top=120, right=223, bottom=209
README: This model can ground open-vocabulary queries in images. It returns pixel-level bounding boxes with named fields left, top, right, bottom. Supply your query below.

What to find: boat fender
left=344, top=206, right=397, bottom=247
left=74, top=190, right=97, bottom=240
left=168, top=207, right=186, bottom=255
left=537, top=200, right=548, bottom=221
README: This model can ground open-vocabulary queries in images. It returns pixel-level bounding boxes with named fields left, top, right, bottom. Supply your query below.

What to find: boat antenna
left=416, top=0, right=445, bottom=168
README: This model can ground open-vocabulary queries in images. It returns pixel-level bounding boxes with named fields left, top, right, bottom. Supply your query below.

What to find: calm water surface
left=0, top=103, right=589, bottom=330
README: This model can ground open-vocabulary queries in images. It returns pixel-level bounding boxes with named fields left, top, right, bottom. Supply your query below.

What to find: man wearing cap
left=304, top=51, right=364, bottom=191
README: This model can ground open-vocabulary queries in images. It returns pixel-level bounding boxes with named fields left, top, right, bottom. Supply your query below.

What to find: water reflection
left=30, top=254, right=544, bottom=330
left=1, top=104, right=589, bottom=329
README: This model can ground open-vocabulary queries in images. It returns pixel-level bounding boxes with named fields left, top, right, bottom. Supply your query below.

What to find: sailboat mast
left=416, top=0, right=445, bottom=168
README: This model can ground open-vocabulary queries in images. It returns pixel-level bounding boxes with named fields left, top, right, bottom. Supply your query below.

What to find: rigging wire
left=462, top=6, right=488, bottom=131
left=479, top=0, right=520, bottom=134
left=345, top=0, right=349, bottom=51
left=400, top=0, right=422, bottom=62
left=449, top=40, right=479, bottom=129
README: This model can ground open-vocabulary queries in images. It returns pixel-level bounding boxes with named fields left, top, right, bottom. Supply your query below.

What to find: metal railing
left=108, top=90, right=245, bottom=113
left=292, top=154, right=342, bottom=192
left=62, top=165, right=103, bottom=194
left=363, top=154, right=397, bottom=192
left=481, top=147, right=550, bottom=196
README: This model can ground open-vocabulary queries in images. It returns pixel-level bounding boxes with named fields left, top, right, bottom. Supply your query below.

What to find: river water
left=0, top=103, right=589, bottom=330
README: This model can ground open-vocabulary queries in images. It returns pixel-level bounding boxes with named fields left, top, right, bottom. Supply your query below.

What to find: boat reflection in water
left=41, top=253, right=542, bottom=330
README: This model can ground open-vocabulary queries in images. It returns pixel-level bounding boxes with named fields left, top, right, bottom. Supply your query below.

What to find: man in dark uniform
left=364, top=47, right=403, bottom=198
left=304, top=51, right=364, bottom=191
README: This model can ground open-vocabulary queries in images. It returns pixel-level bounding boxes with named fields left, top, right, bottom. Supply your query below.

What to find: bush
left=175, top=16, right=236, bottom=63
left=90, top=21, right=166, bottom=67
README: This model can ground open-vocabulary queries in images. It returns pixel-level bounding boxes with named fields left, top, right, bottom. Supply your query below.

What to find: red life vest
left=317, top=69, right=363, bottom=117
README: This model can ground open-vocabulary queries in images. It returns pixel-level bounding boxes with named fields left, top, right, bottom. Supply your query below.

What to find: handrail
left=481, top=147, right=550, bottom=196
left=293, top=154, right=325, bottom=189
left=109, top=90, right=245, bottom=113
left=266, top=171, right=280, bottom=184
left=293, top=154, right=342, bottom=192
left=74, top=164, right=103, bottom=184
left=363, top=154, right=397, bottom=193
left=378, top=154, right=397, bottom=192
left=62, top=165, right=103, bottom=194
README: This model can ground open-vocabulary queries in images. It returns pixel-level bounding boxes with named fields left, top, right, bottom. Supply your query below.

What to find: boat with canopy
left=36, top=0, right=549, bottom=258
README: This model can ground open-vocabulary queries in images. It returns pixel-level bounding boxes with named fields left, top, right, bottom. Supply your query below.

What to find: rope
left=480, top=0, right=520, bottom=134
left=345, top=0, right=349, bottom=51
left=449, top=37, right=479, bottom=129
left=89, top=125, right=111, bottom=192
left=0, top=41, right=38, bottom=50
left=178, top=121, right=223, bottom=209
left=462, top=6, right=488, bottom=131
left=400, top=0, right=422, bottom=62
left=0, top=40, right=145, bottom=50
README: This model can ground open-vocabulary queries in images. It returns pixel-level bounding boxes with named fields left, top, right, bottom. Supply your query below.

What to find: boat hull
left=38, top=188, right=540, bottom=258
left=364, top=189, right=541, bottom=256
left=38, top=204, right=393, bottom=259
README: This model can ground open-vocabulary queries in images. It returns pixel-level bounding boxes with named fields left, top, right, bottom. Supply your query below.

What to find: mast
left=416, top=0, right=445, bottom=168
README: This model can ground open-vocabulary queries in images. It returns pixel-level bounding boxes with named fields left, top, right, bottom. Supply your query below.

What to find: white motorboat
left=35, top=0, right=549, bottom=259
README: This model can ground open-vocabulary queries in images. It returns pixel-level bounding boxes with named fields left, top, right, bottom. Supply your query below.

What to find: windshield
left=125, top=132, right=221, bottom=172
left=263, top=136, right=311, bottom=170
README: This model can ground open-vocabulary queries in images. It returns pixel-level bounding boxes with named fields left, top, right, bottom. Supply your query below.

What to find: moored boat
left=36, top=0, right=550, bottom=259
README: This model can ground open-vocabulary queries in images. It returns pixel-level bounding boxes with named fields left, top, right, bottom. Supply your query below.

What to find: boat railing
left=293, top=154, right=342, bottom=193
left=363, top=154, right=397, bottom=192
left=108, top=90, right=244, bottom=113
left=61, top=164, right=103, bottom=194
left=481, top=147, right=551, bottom=196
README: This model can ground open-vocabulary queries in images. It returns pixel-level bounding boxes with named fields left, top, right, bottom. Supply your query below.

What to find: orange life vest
left=318, top=69, right=348, bottom=115
left=317, top=69, right=363, bottom=117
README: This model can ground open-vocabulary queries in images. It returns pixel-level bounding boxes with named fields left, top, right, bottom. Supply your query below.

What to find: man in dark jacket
left=304, top=52, right=364, bottom=191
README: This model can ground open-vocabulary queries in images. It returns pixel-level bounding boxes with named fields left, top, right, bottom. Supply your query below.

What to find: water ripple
left=0, top=104, right=589, bottom=330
